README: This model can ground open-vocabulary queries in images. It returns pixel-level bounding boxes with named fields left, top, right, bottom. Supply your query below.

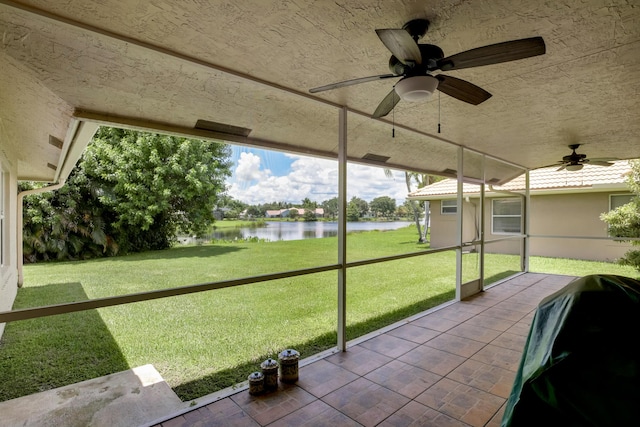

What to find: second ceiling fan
left=309, top=19, right=546, bottom=118
left=555, top=144, right=615, bottom=171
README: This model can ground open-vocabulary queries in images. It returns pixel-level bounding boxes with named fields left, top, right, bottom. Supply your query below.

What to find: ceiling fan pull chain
left=392, top=89, right=396, bottom=138
left=438, top=91, right=441, bottom=133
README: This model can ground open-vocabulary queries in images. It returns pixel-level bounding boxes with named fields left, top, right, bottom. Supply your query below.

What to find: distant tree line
left=220, top=195, right=416, bottom=222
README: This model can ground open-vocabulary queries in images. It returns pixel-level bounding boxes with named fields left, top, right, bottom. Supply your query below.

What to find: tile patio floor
left=148, top=272, right=576, bottom=427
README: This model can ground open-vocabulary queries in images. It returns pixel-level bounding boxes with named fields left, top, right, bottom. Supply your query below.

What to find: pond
left=179, top=220, right=414, bottom=243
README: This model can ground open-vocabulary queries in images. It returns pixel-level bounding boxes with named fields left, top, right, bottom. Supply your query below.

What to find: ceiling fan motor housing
left=563, top=145, right=587, bottom=163
left=388, top=44, right=444, bottom=75
left=402, top=19, right=430, bottom=40
left=388, top=55, right=409, bottom=75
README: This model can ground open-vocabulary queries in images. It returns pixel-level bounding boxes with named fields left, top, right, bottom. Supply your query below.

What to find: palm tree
left=385, top=169, right=441, bottom=243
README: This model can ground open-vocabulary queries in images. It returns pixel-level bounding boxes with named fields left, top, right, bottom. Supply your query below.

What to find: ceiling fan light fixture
left=565, top=163, right=583, bottom=171
left=395, top=76, right=438, bottom=102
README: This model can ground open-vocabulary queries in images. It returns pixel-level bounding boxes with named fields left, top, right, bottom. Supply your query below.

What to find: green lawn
left=210, top=219, right=267, bottom=229
left=0, top=226, right=637, bottom=402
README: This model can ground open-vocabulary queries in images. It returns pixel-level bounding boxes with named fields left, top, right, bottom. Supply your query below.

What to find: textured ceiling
left=1, top=0, right=639, bottom=183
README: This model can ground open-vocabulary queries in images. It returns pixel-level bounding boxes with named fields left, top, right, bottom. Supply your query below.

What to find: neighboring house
left=264, top=208, right=324, bottom=218
left=408, top=161, right=634, bottom=262
left=296, top=208, right=325, bottom=218
left=213, top=207, right=230, bottom=220
left=265, top=209, right=286, bottom=218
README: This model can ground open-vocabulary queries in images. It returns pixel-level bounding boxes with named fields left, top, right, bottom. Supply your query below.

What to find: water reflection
left=180, top=221, right=412, bottom=243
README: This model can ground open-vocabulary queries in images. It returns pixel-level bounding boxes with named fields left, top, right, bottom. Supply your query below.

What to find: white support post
left=523, top=170, right=531, bottom=272
left=337, top=107, right=347, bottom=351
left=479, top=179, right=486, bottom=290
left=455, top=146, right=463, bottom=301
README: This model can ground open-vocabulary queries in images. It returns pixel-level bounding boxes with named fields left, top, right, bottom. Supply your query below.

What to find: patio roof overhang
left=1, top=0, right=639, bottom=185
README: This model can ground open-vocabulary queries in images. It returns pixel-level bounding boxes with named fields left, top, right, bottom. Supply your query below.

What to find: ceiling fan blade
left=589, top=160, right=614, bottom=167
left=436, top=37, right=545, bottom=71
left=309, top=74, right=398, bottom=93
left=375, top=29, right=422, bottom=65
left=435, top=75, right=492, bottom=105
left=556, top=164, right=567, bottom=171
left=589, top=157, right=618, bottom=162
left=372, top=89, right=401, bottom=118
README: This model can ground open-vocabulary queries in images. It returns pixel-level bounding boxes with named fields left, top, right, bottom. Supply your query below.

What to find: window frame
left=609, top=193, right=633, bottom=211
left=491, top=197, right=522, bottom=235
left=440, top=199, right=457, bottom=215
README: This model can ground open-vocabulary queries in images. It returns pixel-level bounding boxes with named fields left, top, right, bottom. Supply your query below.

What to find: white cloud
left=228, top=153, right=410, bottom=205
left=235, top=152, right=269, bottom=182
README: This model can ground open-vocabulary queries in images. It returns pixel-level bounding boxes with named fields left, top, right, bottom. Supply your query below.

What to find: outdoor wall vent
left=362, top=153, right=390, bottom=163
left=48, top=135, right=63, bottom=149
left=47, top=163, right=57, bottom=171
left=195, top=119, right=252, bottom=137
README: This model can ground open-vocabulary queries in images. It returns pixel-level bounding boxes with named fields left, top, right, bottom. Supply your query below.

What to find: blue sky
left=226, top=145, right=411, bottom=205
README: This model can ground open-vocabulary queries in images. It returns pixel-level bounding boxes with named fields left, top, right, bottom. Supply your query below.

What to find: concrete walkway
left=0, top=364, right=185, bottom=427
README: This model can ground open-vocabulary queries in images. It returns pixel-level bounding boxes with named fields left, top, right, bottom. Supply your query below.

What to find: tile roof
left=408, top=160, right=633, bottom=199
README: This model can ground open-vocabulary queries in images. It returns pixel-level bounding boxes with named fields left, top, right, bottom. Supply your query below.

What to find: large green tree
left=22, top=127, right=232, bottom=260
left=346, top=200, right=361, bottom=222
left=349, top=196, right=369, bottom=218
left=303, top=208, right=318, bottom=222
left=300, top=198, right=319, bottom=221
left=601, top=160, right=640, bottom=271
left=301, top=197, right=317, bottom=209
left=321, top=197, right=339, bottom=219
left=21, top=175, right=116, bottom=262
left=369, top=196, right=396, bottom=218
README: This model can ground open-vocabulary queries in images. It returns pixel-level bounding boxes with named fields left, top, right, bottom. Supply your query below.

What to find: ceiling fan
left=556, top=144, right=615, bottom=171
left=309, top=19, right=546, bottom=118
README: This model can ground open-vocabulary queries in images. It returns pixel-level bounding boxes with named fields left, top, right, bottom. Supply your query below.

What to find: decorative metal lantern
left=248, top=371, right=264, bottom=395
left=278, top=349, right=300, bottom=383
left=260, top=358, right=279, bottom=391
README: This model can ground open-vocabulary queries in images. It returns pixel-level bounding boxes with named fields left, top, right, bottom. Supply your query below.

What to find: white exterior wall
left=429, top=192, right=633, bottom=262
left=527, top=192, right=632, bottom=262
left=0, top=154, right=18, bottom=338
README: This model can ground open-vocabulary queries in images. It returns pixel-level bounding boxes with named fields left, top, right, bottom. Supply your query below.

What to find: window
left=441, top=199, right=457, bottom=215
left=610, top=194, right=633, bottom=210
left=492, top=198, right=522, bottom=234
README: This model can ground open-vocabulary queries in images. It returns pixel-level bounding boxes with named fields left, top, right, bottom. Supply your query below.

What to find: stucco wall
left=429, top=200, right=477, bottom=247
left=527, top=192, right=631, bottom=261
left=429, top=192, right=633, bottom=262
left=430, top=201, right=454, bottom=248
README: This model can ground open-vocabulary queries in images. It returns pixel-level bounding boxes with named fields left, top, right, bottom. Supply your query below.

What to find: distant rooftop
left=408, top=160, right=633, bottom=199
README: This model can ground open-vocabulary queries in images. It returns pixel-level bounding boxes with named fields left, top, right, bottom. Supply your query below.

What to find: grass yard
left=210, top=219, right=267, bottom=229
left=0, top=226, right=637, bottom=402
